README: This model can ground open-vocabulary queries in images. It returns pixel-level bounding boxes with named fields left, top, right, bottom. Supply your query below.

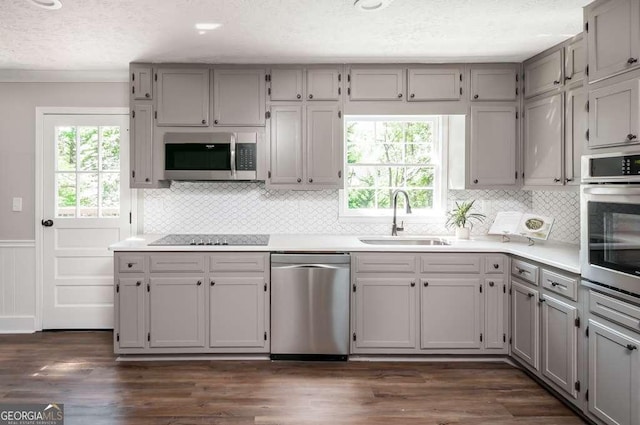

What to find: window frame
left=339, top=115, right=449, bottom=223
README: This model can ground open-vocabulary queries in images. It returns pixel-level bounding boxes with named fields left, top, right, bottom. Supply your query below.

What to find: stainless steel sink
left=359, top=237, right=450, bottom=246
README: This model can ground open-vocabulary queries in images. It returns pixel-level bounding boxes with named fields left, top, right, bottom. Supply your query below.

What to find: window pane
left=375, top=166, right=405, bottom=187
left=78, top=127, right=99, bottom=171
left=56, top=126, right=76, bottom=171
left=101, top=173, right=120, bottom=217
left=101, top=126, right=120, bottom=171
left=405, top=122, right=433, bottom=143
left=405, top=143, right=432, bottom=164
left=347, top=166, right=375, bottom=188
left=348, top=189, right=376, bottom=209
left=406, top=167, right=434, bottom=188
left=408, top=189, right=434, bottom=209
left=56, top=173, right=76, bottom=218
left=78, top=173, right=98, bottom=217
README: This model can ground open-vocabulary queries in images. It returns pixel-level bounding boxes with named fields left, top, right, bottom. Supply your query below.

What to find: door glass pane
left=56, top=173, right=76, bottom=218
left=78, top=127, right=99, bottom=171
left=56, top=126, right=76, bottom=171
left=101, top=126, right=120, bottom=171
left=78, top=173, right=98, bottom=218
left=100, top=173, right=120, bottom=217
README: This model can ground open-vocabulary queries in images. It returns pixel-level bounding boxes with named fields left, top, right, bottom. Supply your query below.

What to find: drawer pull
left=539, top=298, right=546, bottom=304
left=493, top=263, right=500, bottom=269
left=489, top=281, right=495, bottom=287
left=197, top=280, right=202, bottom=286
left=410, top=281, right=416, bottom=287
left=550, top=280, right=560, bottom=287
left=627, top=57, right=638, bottom=65
left=627, top=344, right=638, bottom=351
left=136, top=281, right=141, bottom=286
left=127, top=263, right=133, bottom=268
left=517, top=267, right=529, bottom=274
left=211, top=281, right=215, bottom=286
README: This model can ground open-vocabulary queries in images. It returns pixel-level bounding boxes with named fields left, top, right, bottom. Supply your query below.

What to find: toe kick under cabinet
left=350, top=252, right=510, bottom=355
left=114, top=252, right=270, bottom=355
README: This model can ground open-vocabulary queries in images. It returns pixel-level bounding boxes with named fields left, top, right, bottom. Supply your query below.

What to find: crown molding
left=0, top=69, right=128, bottom=83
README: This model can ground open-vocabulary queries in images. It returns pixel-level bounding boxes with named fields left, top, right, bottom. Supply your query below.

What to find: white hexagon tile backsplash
left=143, top=183, right=580, bottom=244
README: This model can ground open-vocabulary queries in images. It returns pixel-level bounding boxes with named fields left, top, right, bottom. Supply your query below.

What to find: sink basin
left=359, top=237, right=449, bottom=246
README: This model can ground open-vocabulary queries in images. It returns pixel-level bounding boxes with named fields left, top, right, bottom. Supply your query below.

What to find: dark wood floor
left=0, top=331, right=585, bottom=425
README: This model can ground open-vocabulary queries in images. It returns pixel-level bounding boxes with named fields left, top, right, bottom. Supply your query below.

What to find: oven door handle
left=583, top=186, right=640, bottom=196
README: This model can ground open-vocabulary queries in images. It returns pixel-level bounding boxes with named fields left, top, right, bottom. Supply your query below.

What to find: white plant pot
left=455, top=227, right=470, bottom=240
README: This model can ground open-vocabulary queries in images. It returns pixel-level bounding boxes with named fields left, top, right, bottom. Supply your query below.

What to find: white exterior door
left=42, top=114, right=132, bottom=329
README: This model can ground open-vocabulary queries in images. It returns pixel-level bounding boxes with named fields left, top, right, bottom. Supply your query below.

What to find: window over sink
left=340, top=115, right=448, bottom=220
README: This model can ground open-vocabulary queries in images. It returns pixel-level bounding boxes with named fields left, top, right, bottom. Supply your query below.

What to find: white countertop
left=110, top=234, right=580, bottom=274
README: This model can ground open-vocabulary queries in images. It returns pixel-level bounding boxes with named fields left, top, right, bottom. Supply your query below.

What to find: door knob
left=473, top=94, right=479, bottom=99
left=201, top=119, right=207, bottom=124
left=398, top=93, right=403, bottom=98
left=308, top=178, right=313, bottom=183
left=145, top=93, right=150, bottom=98
left=41, top=219, right=54, bottom=227
left=489, top=281, right=495, bottom=287
left=297, top=178, right=302, bottom=183
left=473, top=179, right=479, bottom=184
left=410, top=94, right=415, bottom=98
left=410, top=281, right=416, bottom=287
left=308, top=94, right=313, bottom=99
left=493, top=263, right=500, bottom=269
left=297, top=94, right=301, bottom=99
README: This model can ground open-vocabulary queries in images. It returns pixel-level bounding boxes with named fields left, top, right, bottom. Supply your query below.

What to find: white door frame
left=35, top=107, right=141, bottom=331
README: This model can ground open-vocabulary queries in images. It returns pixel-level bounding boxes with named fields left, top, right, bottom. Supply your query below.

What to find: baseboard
left=0, top=316, right=36, bottom=333
left=117, top=354, right=271, bottom=362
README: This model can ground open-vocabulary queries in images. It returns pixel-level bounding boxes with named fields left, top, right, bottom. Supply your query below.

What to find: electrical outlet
left=12, top=197, right=22, bottom=212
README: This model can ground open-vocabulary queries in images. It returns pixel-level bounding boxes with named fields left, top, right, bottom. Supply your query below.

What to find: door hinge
left=503, top=284, right=507, bottom=293
left=503, top=333, right=506, bottom=343
left=480, top=333, right=483, bottom=342
left=268, top=87, right=271, bottom=96
left=459, top=87, right=463, bottom=95
left=116, top=333, right=120, bottom=342
left=338, top=73, right=341, bottom=82
left=586, top=326, right=589, bottom=337
left=459, top=73, right=462, bottom=82
left=352, top=284, right=356, bottom=293
left=147, top=283, right=150, bottom=292
left=585, top=21, right=588, bottom=32
left=516, top=74, right=519, bottom=82
left=347, top=87, right=351, bottom=96
left=352, top=332, right=356, bottom=341
left=265, top=74, right=271, bottom=82
left=347, top=74, right=351, bottom=82
left=575, top=317, right=581, bottom=328
left=586, top=389, right=589, bottom=401
left=132, top=170, right=136, bottom=178
left=338, top=110, right=342, bottom=118
left=585, top=65, right=589, bottom=76
left=338, top=170, right=342, bottom=178
left=129, top=212, right=132, bottom=224
left=131, top=110, right=135, bottom=119
left=516, top=111, right=518, bottom=119
left=522, top=72, right=525, bottom=81
left=116, top=284, right=119, bottom=293
left=586, top=100, right=589, bottom=112
left=575, top=381, right=581, bottom=392
left=522, top=172, right=525, bottom=179
left=338, top=87, right=341, bottom=95
left=154, top=73, right=157, bottom=81
left=268, top=170, right=272, bottom=179
left=132, top=86, right=135, bottom=95
left=516, top=87, right=518, bottom=96
left=154, top=111, right=157, bottom=119
left=264, top=282, right=267, bottom=292
left=509, top=288, right=512, bottom=295
left=147, top=332, right=150, bottom=342
left=131, top=73, right=135, bottom=81
left=265, top=111, right=271, bottom=119
left=264, top=331, right=267, bottom=341
left=515, top=171, right=518, bottom=179
left=509, top=337, right=512, bottom=345
left=586, top=129, right=590, bottom=141
left=480, top=285, right=483, bottom=293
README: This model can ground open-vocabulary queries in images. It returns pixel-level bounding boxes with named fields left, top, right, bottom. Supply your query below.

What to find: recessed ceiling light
left=27, top=0, right=62, bottom=10
left=353, top=0, right=395, bottom=11
left=195, top=23, right=222, bottom=31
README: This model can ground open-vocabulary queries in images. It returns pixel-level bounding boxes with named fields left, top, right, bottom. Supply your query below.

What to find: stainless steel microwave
left=163, top=132, right=257, bottom=181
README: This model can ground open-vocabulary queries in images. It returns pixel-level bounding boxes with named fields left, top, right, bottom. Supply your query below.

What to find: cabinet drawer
left=590, top=290, right=640, bottom=332
left=541, top=269, right=578, bottom=301
left=118, top=255, right=145, bottom=273
left=210, top=253, right=266, bottom=272
left=485, top=256, right=505, bottom=274
left=511, top=259, right=539, bottom=285
left=355, top=254, right=416, bottom=273
left=150, top=254, right=205, bottom=273
left=420, top=255, right=480, bottom=273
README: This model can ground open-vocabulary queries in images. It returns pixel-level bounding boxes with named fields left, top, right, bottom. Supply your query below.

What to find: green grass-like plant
left=445, top=200, right=486, bottom=230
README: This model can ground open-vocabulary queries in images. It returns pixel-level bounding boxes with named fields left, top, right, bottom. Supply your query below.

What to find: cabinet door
left=354, top=278, right=416, bottom=349
left=565, top=88, right=587, bottom=185
left=565, top=36, right=585, bottom=84
left=156, top=68, right=210, bottom=126
left=130, top=103, right=153, bottom=188
left=420, top=277, right=482, bottom=349
left=131, top=65, right=153, bottom=100
left=306, top=68, right=340, bottom=101
left=589, top=79, right=640, bottom=148
left=116, top=278, right=145, bottom=349
left=541, top=296, right=578, bottom=399
left=213, top=69, right=266, bottom=126
left=588, top=320, right=640, bottom=425
left=306, top=104, right=342, bottom=186
left=587, top=0, right=640, bottom=82
left=149, top=277, right=206, bottom=348
left=524, top=94, right=563, bottom=186
left=485, top=278, right=507, bottom=350
left=470, top=105, right=517, bottom=187
left=407, top=67, right=461, bottom=101
left=470, top=67, right=517, bottom=101
left=268, top=105, right=303, bottom=185
left=524, top=50, right=563, bottom=98
left=511, top=281, right=540, bottom=370
left=209, top=277, right=266, bottom=348
left=349, top=68, right=405, bottom=101
left=269, top=68, right=303, bottom=101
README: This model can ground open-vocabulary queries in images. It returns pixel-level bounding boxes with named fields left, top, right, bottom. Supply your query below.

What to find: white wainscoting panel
left=0, top=241, right=36, bottom=333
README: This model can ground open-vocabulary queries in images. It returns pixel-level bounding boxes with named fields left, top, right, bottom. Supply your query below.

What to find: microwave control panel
left=591, top=154, right=640, bottom=177
left=236, top=143, right=257, bottom=171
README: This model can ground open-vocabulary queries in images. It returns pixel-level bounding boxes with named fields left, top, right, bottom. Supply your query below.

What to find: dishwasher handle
left=272, top=264, right=348, bottom=270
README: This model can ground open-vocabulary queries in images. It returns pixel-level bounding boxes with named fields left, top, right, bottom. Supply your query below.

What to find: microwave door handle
left=230, top=141, right=236, bottom=178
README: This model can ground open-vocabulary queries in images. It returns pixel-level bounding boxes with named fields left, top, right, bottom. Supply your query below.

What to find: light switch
left=12, top=197, right=22, bottom=212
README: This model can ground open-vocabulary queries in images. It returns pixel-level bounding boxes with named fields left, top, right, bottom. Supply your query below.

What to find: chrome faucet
left=391, top=189, right=412, bottom=236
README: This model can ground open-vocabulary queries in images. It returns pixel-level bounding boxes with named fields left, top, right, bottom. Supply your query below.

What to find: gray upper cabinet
left=565, top=87, right=587, bottom=184
left=469, top=105, right=517, bottom=187
left=524, top=94, right=564, bottom=186
left=586, top=0, right=640, bottom=83
left=564, top=35, right=586, bottom=85
left=209, top=276, right=266, bottom=348
left=511, top=281, right=540, bottom=370
left=130, top=103, right=154, bottom=188
left=524, top=50, right=563, bottom=98
left=485, top=277, right=507, bottom=350
left=156, top=68, right=210, bottom=126
left=268, top=105, right=303, bottom=186
left=213, top=69, right=266, bottom=126
left=420, top=278, right=482, bottom=349
left=588, top=79, right=640, bottom=149
left=131, top=65, right=153, bottom=100
left=407, top=67, right=462, bottom=101
left=541, top=295, right=578, bottom=399
left=348, top=67, right=405, bottom=101
left=588, top=319, right=640, bottom=425
left=306, top=68, right=341, bottom=101
left=149, top=276, right=206, bottom=348
left=116, top=277, right=145, bottom=349
left=470, top=67, right=517, bottom=101
left=269, top=68, right=303, bottom=101
left=306, top=104, right=342, bottom=186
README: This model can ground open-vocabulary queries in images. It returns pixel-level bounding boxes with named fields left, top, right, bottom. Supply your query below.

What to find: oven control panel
left=236, top=143, right=257, bottom=171
left=591, top=154, right=640, bottom=177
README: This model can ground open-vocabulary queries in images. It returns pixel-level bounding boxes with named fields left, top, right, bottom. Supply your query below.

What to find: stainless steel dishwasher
left=270, top=253, right=350, bottom=360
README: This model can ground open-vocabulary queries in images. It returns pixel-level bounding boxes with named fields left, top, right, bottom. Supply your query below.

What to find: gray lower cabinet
left=115, top=277, right=146, bottom=348
left=511, top=280, right=540, bottom=370
left=149, top=276, right=206, bottom=348
left=420, top=277, right=482, bottom=349
left=485, top=277, right=507, bottom=349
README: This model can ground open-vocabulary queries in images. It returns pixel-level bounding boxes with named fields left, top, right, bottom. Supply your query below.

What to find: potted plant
left=445, top=200, right=486, bottom=240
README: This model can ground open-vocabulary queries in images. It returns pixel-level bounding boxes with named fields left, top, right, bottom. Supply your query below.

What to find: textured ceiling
left=0, top=0, right=591, bottom=71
